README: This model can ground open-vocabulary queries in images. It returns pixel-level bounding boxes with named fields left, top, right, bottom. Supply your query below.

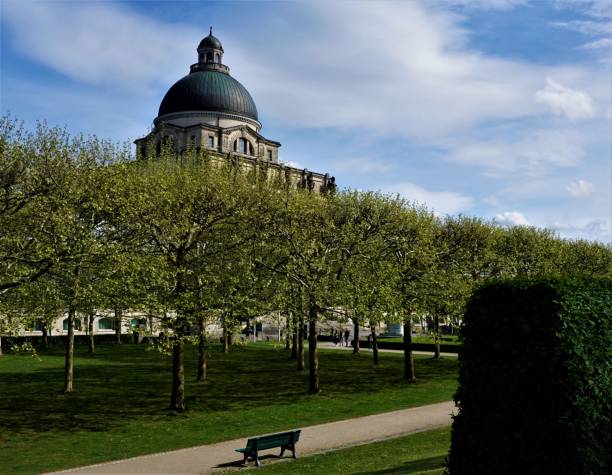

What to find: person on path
left=344, top=329, right=350, bottom=347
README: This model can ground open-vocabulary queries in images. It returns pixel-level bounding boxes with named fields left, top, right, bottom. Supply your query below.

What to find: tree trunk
left=285, top=317, right=291, bottom=351
left=0, top=335, right=3, bottom=356
left=403, top=320, right=416, bottom=382
left=353, top=317, right=360, bottom=354
left=114, top=308, right=122, bottom=344
left=297, top=317, right=305, bottom=371
left=290, top=313, right=298, bottom=359
left=63, top=307, right=75, bottom=393
left=307, top=300, right=319, bottom=394
left=42, top=323, right=49, bottom=349
left=433, top=314, right=441, bottom=359
left=170, top=336, right=186, bottom=412
left=370, top=324, right=379, bottom=365
left=88, top=313, right=95, bottom=354
left=197, top=318, right=206, bottom=382
left=222, top=324, right=229, bottom=353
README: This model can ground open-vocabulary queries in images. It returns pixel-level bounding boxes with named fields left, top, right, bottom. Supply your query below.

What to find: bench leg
left=255, top=453, right=261, bottom=467
left=280, top=445, right=286, bottom=458
left=291, top=443, right=297, bottom=459
left=242, top=453, right=248, bottom=465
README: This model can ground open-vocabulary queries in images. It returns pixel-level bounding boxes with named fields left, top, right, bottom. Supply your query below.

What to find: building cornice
left=154, top=110, right=262, bottom=131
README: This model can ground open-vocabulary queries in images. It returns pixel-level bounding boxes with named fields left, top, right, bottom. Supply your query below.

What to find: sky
left=1, top=0, right=611, bottom=242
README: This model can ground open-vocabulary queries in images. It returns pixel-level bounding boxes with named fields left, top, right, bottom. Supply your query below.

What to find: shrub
left=447, top=276, right=611, bottom=475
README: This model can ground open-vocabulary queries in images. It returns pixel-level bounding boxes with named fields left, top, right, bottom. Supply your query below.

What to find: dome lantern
left=197, top=27, right=224, bottom=66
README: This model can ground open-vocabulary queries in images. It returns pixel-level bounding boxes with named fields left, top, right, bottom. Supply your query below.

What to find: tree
left=338, top=192, right=404, bottom=365
left=120, top=154, right=267, bottom=411
left=261, top=189, right=353, bottom=394
left=387, top=203, right=437, bottom=377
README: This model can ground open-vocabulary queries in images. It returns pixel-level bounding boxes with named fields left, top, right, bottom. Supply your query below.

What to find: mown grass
left=239, top=427, right=451, bottom=474
left=0, top=341, right=457, bottom=474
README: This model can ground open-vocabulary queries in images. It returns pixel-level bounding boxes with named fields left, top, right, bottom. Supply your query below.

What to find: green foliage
left=448, top=276, right=612, bottom=475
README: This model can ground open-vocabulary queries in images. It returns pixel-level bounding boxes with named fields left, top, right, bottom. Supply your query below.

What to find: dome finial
left=209, top=26, right=213, bottom=35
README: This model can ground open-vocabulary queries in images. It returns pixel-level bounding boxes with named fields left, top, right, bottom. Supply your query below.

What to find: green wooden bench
left=235, top=429, right=301, bottom=467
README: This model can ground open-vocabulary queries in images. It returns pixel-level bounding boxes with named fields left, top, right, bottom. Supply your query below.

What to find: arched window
left=63, top=318, right=82, bottom=331
left=206, top=52, right=213, bottom=62
left=214, top=53, right=220, bottom=63
left=234, top=138, right=249, bottom=154
left=98, top=318, right=114, bottom=330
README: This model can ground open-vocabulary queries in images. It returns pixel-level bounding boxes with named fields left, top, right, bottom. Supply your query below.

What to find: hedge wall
left=447, top=276, right=611, bottom=475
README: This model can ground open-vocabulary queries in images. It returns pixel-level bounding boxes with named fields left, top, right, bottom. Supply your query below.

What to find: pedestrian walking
left=344, top=329, right=350, bottom=347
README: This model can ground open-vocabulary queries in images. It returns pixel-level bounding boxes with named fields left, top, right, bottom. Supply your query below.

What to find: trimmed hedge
left=447, top=276, right=611, bottom=475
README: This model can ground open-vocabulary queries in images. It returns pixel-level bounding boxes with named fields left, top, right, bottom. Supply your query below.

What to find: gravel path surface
left=49, top=400, right=455, bottom=475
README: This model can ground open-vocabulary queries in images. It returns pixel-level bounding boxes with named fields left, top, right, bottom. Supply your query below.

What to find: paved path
left=317, top=341, right=458, bottom=358
left=50, top=401, right=455, bottom=475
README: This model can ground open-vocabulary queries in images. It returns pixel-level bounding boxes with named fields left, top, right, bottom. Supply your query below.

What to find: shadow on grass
left=353, top=455, right=446, bottom=474
left=0, top=343, right=457, bottom=436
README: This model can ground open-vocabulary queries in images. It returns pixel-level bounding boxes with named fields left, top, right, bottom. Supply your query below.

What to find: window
left=206, top=52, right=213, bottom=62
left=28, top=321, right=43, bottom=331
left=63, top=319, right=82, bottom=331
left=98, top=318, right=114, bottom=330
left=208, top=136, right=214, bottom=147
left=131, top=318, right=146, bottom=329
left=234, top=138, right=249, bottom=154
left=214, top=53, right=220, bottom=63
left=267, top=150, right=272, bottom=160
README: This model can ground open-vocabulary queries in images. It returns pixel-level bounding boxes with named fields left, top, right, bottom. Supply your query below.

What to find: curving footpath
left=49, top=400, right=455, bottom=475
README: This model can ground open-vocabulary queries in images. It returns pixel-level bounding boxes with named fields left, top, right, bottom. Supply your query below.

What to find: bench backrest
left=245, top=430, right=301, bottom=451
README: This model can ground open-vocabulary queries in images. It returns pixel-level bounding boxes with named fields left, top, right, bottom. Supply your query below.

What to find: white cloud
left=553, top=1, right=612, bottom=19
left=552, top=20, right=612, bottom=36
left=495, top=211, right=530, bottom=226
left=378, top=182, right=473, bottom=215
left=482, top=195, right=500, bottom=206
left=334, top=157, right=393, bottom=174
left=549, top=219, right=610, bottom=240
left=2, top=2, right=200, bottom=91
left=566, top=179, right=595, bottom=197
left=581, top=37, right=612, bottom=49
left=228, top=2, right=606, bottom=140
left=445, top=129, right=585, bottom=176
left=437, top=0, right=529, bottom=9
left=3, top=1, right=607, bottom=142
left=535, top=78, right=595, bottom=120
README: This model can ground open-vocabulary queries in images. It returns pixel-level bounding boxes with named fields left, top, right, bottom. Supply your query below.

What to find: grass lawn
left=0, top=342, right=457, bottom=474
left=238, top=427, right=451, bottom=474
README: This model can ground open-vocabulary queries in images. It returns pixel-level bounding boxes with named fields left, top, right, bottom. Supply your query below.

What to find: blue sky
left=1, top=0, right=611, bottom=242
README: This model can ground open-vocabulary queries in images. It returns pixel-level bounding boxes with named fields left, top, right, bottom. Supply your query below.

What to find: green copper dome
left=158, top=70, right=259, bottom=120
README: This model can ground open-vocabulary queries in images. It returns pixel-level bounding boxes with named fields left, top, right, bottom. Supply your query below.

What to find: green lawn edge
left=237, top=426, right=451, bottom=474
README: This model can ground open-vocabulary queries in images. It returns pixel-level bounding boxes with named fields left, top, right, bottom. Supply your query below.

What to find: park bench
left=235, top=429, right=301, bottom=467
